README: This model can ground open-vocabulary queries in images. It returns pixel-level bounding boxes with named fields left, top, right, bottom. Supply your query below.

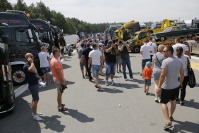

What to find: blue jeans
left=106, top=63, right=116, bottom=76
left=122, top=59, right=133, bottom=79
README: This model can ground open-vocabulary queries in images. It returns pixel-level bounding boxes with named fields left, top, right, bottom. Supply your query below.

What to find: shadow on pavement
left=61, top=109, right=94, bottom=123
left=132, top=78, right=144, bottom=84
left=172, top=120, right=199, bottom=133
left=62, top=64, right=71, bottom=69
left=42, top=115, right=65, bottom=132
left=116, top=82, right=140, bottom=89
left=194, top=83, right=199, bottom=87
left=102, top=87, right=123, bottom=93
left=0, top=98, right=41, bottom=133
left=147, top=92, right=155, bottom=96
left=183, top=99, right=199, bottom=109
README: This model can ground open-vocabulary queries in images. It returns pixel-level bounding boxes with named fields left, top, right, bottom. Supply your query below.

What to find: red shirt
left=50, top=57, right=64, bottom=81
left=143, top=67, right=153, bottom=79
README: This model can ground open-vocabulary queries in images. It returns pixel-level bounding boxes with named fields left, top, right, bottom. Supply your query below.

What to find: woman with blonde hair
left=152, top=44, right=166, bottom=103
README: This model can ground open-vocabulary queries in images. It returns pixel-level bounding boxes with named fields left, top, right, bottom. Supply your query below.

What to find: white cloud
left=8, top=0, right=199, bottom=23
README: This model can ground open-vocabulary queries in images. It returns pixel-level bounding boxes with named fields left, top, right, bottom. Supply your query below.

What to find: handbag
left=187, top=57, right=196, bottom=88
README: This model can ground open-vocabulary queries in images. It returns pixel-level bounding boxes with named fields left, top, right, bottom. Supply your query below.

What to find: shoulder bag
left=187, top=57, right=196, bottom=88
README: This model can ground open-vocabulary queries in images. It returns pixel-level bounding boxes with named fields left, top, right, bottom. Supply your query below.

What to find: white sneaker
left=39, top=81, right=46, bottom=87
left=33, top=114, right=43, bottom=121
left=32, top=112, right=42, bottom=116
left=105, top=81, right=109, bottom=86
left=111, top=80, right=115, bottom=85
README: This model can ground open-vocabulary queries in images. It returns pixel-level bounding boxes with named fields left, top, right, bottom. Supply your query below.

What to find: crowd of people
left=23, top=35, right=193, bottom=130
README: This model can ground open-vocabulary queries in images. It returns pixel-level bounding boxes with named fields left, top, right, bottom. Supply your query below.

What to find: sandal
left=58, top=106, right=68, bottom=112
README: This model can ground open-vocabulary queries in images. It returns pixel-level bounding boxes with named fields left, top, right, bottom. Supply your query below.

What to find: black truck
left=29, top=19, right=55, bottom=52
left=0, top=28, right=14, bottom=114
left=0, top=11, right=40, bottom=86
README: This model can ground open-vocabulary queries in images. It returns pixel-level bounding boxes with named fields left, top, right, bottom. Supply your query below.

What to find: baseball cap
left=146, top=61, right=151, bottom=67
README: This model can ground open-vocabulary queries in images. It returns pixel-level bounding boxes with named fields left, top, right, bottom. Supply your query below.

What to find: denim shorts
left=144, top=79, right=151, bottom=86
left=92, top=65, right=101, bottom=77
left=28, top=85, right=39, bottom=101
left=40, top=67, right=50, bottom=73
left=106, top=63, right=116, bottom=76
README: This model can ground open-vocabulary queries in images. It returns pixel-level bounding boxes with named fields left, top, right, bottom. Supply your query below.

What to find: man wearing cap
left=104, top=40, right=118, bottom=86
left=82, top=43, right=93, bottom=81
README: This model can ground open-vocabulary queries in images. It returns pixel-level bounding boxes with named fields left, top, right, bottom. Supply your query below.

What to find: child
left=142, top=61, right=153, bottom=95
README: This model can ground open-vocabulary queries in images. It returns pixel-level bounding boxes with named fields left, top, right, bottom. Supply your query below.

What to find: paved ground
left=1, top=52, right=199, bottom=133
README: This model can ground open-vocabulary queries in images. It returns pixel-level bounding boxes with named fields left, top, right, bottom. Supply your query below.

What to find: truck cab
left=152, top=19, right=176, bottom=33
left=29, top=19, right=54, bottom=53
left=0, top=11, right=40, bottom=85
left=129, top=29, right=153, bottom=53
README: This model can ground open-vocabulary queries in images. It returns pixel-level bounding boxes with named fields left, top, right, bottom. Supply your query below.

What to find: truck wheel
left=160, top=36, right=166, bottom=41
left=134, top=46, right=140, bottom=53
left=12, top=66, right=27, bottom=86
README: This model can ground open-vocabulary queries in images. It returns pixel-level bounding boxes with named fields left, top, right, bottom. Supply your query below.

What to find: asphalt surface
left=1, top=52, right=199, bottom=133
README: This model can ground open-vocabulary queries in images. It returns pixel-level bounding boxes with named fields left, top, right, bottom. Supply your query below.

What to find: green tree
left=0, top=0, right=13, bottom=12
left=14, top=0, right=27, bottom=12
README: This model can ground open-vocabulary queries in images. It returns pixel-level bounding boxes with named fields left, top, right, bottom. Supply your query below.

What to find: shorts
left=144, top=79, right=151, bottom=86
left=116, top=56, right=122, bottom=65
left=28, top=85, right=39, bottom=101
left=92, top=65, right=101, bottom=77
left=40, top=67, right=50, bottom=73
left=142, top=59, right=150, bottom=69
left=55, top=80, right=63, bottom=94
left=80, top=61, right=84, bottom=70
left=160, top=88, right=179, bottom=104
left=106, top=63, right=116, bottom=76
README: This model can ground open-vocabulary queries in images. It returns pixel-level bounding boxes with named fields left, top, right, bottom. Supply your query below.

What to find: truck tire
left=133, top=46, right=140, bottom=53
left=12, top=66, right=27, bottom=86
left=160, top=36, right=166, bottom=41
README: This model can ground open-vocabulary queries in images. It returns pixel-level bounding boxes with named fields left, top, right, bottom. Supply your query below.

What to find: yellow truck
left=115, top=20, right=140, bottom=41
left=129, top=19, right=176, bottom=52
left=152, top=19, right=176, bottom=33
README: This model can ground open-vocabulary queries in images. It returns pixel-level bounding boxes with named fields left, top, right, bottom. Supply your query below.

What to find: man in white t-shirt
left=140, top=39, right=152, bottom=75
left=38, top=46, right=51, bottom=83
left=172, top=38, right=190, bottom=57
left=76, top=40, right=81, bottom=52
left=88, top=43, right=103, bottom=91
left=147, top=37, right=157, bottom=61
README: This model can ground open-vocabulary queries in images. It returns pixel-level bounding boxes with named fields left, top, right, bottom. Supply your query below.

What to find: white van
left=64, top=34, right=79, bottom=46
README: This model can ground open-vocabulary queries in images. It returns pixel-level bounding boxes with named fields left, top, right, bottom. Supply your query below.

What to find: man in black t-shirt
left=82, top=43, right=93, bottom=81
left=118, top=40, right=133, bottom=80
left=23, top=53, right=43, bottom=121
left=104, top=40, right=118, bottom=86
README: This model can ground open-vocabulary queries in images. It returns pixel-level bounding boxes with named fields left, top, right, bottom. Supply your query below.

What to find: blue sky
left=8, top=0, right=199, bottom=23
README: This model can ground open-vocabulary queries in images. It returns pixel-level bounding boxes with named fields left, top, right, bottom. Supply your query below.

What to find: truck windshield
left=36, top=31, right=50, bottom=42
left=15, top=28, right=35, bottom=42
